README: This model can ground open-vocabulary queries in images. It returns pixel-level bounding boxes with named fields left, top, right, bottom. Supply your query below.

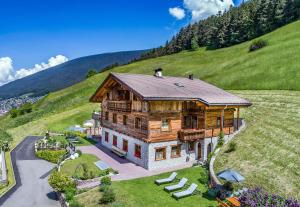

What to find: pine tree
left=141, top=0, right=300, bottom=59
left=274, top=0, right=286, bottom=26
left=284, top=0, right=297, bottom=23
left=190, top=36, right=199, bottom=51
left=257, top=0, right=271, bottom=34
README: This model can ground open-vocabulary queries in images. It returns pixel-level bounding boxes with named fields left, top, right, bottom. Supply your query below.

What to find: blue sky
left=0, top=0, right=243, bottom=85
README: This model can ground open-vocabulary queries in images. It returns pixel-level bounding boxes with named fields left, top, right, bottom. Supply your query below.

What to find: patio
left=78, top=143, right=193, bottom=181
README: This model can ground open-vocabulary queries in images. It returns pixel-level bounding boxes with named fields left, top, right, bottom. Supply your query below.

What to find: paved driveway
left=0, top=136, right=59, bottom=207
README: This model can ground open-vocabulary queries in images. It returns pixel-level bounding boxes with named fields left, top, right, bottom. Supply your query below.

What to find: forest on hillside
left=142, top=0, right=300, bottom=58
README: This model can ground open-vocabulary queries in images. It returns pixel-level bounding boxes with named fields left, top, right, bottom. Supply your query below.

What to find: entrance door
left=197, top=143, right=202, bottom=159
left=207, top=143, right=212, bottom=157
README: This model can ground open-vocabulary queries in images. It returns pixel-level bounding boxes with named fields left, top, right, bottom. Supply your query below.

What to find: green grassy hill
left=0, top=20, right=300, bottom=197
left=2, top=20, right=300, bottom=131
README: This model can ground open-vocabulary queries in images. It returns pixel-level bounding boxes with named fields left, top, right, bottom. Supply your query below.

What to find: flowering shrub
left=249, top=39, right=268, bottom=52
left=240, top=188, right=300, bottom=207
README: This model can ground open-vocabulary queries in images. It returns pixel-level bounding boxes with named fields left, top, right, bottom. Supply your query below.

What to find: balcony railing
left=178, top=129, right=205, bottom=142
left=107, top=101, right=132, bottom=112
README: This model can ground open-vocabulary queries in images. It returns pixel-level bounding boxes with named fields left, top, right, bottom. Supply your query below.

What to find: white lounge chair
left=164, top=178, right=188, bottom=192
left=155, top=172, right=177, bottom=185
left=172, top=183, right=199, bottom=199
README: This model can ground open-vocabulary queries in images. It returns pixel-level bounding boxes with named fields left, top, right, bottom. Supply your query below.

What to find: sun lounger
left=164, top=178, right=188, bottom=192
left=172, top=183, right=198, bottom=199
left=155, top=172, right=177, bottom=185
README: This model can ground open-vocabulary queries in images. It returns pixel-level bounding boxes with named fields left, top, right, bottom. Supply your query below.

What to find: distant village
left=0, top=96, right=43, bottom=116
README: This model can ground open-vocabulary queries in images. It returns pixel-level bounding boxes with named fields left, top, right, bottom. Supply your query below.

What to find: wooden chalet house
left=90, top=69, right=251, bottom=170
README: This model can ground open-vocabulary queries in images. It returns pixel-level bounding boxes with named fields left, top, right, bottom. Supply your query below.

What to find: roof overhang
left=90, top=73, right=252, bottom=108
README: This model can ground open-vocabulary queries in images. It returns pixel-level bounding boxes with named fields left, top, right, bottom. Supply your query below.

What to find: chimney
left=188, top=74, right=193, bottom=80
left=154, top=68, right=163, bottom=77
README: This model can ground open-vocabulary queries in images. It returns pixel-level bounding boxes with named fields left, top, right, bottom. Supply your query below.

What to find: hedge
left=36, top=149, right=66, bottom=163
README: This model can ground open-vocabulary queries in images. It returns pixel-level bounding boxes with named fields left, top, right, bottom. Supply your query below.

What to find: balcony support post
left=220, top=109, right=224, bottom=132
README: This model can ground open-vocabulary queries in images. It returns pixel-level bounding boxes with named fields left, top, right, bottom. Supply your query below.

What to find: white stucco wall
left=101, top=127, right=221, bottom=170
left=147, top=141, right=194, bottom=170
left=101, top=127, right=148, bottom=168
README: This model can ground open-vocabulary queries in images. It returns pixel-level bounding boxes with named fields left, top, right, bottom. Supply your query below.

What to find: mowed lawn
left=215, top=90, right=300, bottom=200
left=76, top=167, right=217, bottom=207
left=60, top=154, right=101, bottom=177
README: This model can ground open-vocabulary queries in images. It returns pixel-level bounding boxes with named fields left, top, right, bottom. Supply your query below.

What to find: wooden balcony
left=182, top=108, right=203, bottom=113
left=178, top=129, right=205, bottom=142
left=107, top=101, right=132, bottom=112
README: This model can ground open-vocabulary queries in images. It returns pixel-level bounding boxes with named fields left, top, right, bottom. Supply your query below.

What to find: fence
left=0, top=151, right=7, bottom=185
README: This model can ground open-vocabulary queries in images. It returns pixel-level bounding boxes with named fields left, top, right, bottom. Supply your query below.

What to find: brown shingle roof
left=110, top=73, right=251, bottom=106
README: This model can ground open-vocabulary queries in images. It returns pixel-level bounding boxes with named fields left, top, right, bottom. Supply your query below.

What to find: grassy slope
left=0, top=21, right=300, bottom=196
left=215, top=90, right=300, bottom=199
left=60, top=154, right=101, bottom=177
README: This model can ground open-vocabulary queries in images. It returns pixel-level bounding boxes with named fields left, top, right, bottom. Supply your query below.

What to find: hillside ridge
left=0, top=50, right=145, bottom=99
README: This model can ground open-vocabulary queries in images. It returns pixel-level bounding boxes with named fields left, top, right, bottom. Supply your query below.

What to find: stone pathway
left=78, top=143, right=193, bottom=182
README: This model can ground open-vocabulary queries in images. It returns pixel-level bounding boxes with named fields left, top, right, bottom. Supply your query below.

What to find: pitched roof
left=91, top=72, right=252, bottom=106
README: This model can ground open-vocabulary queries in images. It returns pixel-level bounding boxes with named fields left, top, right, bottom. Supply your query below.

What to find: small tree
left=48, top=171, right=75, bottom=192
left=249, top=39, right=268, bottom=52
left=101, top=176, right=112, bottom=186
left=191, top=36, right=199, bottom=51
left=217, top=131, right=225, bottom=147
left=21, top=103, right=33, bottom=113
left=226, top=142, right=237, bottom=153
left=0, top=130, right=13, bottom=151
left=10, top=108, right=18, bottom=118
left=99, top=187, right=116, bottom=204
left=86, top=69, right=97, bottom=78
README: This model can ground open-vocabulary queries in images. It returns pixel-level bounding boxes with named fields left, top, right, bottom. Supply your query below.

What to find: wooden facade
left=99, top=79, right=239, bottom=143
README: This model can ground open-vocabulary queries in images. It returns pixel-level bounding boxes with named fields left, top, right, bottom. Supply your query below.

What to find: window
left=171, top=145, right=181, bottom=158
left=184, top=116, right=191, bottom=128
left=134, top=144, right=141, bottom=158
left=123, top=115, right=127, bottom=125
left=105, top=112, right=109, bottom=121
left=123, top=139, right=128, bottom=152
left=113, top=113, right=117, bottom=124
left=188, top=141, right=195, bottom=152
left=217, top=117, right=221, bottom=127
left=135, top=117, right=141, bottom=129
left=161, top=118, right=170, bottom=132
left=184, top=116, right=197, bottom=129
left=155, top=147, right=166, bottom=161
left=105, top=132, right=109, bottom=142
left=113, top=135, right=118, bottom=147
left=106, top=92, right=110, bottom=100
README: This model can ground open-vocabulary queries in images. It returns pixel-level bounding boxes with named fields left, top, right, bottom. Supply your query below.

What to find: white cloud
left=183, top=0, right=234, bottom=21
left=0, top=57, right=14, bottom=86
left=15, top=55, right=68, bottom=79
left=0, top=55, right=68, bottom=86
left=169, top=7, right=186, bottom=20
